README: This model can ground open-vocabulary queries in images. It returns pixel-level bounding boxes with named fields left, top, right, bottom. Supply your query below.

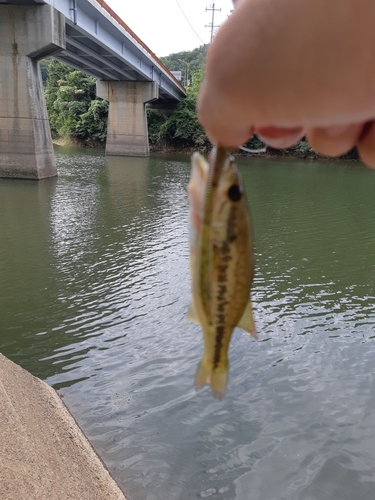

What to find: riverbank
left=53, top=138, right=360, bottom=162
left=52, top=137, right=360, bottom=162
left=0, top=354, right=126, bottom=500
left=149, top=143, right=360, bottom=162
left=53, top=137, right=106, bottom=149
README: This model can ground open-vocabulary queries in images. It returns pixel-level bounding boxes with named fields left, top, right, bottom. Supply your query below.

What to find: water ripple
left=2, top=153, right=375, bottom=499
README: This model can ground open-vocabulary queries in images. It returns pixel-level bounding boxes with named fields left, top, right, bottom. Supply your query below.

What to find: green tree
left=75, top=99, right=109, bottom=142
left=44, top=59, right=108, bottom=144
left=39, top=58, right=50, bottom=86
left=161, top=45, right=206, bottom=87
left=45, top=59, right=73, bottom=137
left=147, top=70, right=210, bottom=151
left=54, top=70, right=96, bottom=137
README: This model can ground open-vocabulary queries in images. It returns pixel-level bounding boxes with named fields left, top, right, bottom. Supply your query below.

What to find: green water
left=1, top=148, right=375, bottom=499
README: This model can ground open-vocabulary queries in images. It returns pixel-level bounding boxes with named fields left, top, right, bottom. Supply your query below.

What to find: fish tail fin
left=195, top=359, right=228, bottom=400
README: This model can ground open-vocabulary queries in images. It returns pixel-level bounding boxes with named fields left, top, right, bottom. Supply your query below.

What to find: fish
left=188, top=146, right=256, bottom=399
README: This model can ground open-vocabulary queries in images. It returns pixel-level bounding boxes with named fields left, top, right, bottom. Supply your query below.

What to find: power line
left=205, top=3, right=221, bottom=43
left=179, top=0, right=202, bottom=36
left=175, top=0, right=205, bottom=45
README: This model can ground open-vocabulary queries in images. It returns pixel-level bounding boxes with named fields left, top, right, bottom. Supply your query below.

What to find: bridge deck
left=1, top=0, right=186, bottom=102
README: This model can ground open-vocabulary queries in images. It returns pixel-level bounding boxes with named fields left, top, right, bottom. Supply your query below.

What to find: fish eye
left=227, top=184, right=242, bottom=202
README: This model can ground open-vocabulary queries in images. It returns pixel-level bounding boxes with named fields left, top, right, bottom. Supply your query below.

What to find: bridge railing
left=94, top=0, right=185, bottom=93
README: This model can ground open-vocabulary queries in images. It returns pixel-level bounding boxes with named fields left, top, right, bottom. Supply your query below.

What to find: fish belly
left=195, top=230, right=253, bottom=399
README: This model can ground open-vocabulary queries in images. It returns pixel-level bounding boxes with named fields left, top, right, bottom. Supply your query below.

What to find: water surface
left=1, top=148, right=375, bottom=499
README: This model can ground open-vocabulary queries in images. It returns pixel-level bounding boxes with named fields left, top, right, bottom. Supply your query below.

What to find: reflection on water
left=105, top=155, right=150, bottom=214
left=0, top=176, right=59, bottom=372
left=1, top=149, right=375, bottom=499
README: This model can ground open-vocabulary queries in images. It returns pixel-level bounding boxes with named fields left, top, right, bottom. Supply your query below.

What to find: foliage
left=243, top=135, right=267, bottom=150
left=147, top=70, right=210, bottom=151
left=45, top=60, right=73, bottom=137
left=44, top=59, right=108, bottom=143
left=39, top=58, right=50, bottom=86
left=160, top=45, right=206, bottom=87
left=76, top=99, right=109, bottom=142
left=147, top=110, right=169, bottom=147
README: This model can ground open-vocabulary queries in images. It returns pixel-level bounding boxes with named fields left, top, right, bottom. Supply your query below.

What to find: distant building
left=171, top=71, right=182, bottom=81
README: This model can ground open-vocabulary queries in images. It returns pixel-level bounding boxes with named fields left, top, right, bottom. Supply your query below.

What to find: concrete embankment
left=0, top=353, right=126, bottom=500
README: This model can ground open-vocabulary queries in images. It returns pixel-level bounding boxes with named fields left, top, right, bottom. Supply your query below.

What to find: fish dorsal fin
left=237, top=300, right=257, bottom=339
left=187, top=303, right=199, bottom=323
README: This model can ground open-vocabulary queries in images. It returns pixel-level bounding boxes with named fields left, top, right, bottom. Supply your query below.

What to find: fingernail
left=256, top=126, right=304, bottom=149
left=209, top=126, right=255, bottom=148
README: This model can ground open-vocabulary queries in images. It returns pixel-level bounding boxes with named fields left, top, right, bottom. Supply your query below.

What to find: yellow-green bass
left=188, top=147, right=256, bottom=399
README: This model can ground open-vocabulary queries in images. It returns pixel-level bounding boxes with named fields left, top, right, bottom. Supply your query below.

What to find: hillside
left=160, top=45, right=207, bottom=87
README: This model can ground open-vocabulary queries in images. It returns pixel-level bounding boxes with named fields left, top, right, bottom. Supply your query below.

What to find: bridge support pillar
left=97, top=81, right=159, bottom=157
left=0, top=6, right=65, bottom=179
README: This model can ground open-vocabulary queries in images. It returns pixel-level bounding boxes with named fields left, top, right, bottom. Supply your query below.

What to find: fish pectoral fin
left=237, top=300, right=257, bottom=339
left=186, top=303, right=199, bottom=323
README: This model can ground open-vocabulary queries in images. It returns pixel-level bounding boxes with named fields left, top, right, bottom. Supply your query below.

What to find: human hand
left=197, top=0, right=375, bottom=167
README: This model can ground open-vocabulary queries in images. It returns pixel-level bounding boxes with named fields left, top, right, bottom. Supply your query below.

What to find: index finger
left=198, top=0, right=375, bottom=147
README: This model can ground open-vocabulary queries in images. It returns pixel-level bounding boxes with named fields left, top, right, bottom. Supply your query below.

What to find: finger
left=197, top=81, right=254, bottom=147
left=231, top=0, right=245, bottom=6
left=199, top=0, right=375, bottom=145
left=306, top=124, right=363, bottom=156
left=357, top=121, right=375, bottom=168
left=255, top=126, right=305, bottom=149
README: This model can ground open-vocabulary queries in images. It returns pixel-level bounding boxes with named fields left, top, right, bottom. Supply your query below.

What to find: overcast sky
left=104, top=0, right=233, bottom=57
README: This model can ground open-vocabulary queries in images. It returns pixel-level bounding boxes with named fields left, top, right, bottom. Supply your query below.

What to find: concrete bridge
left=0, top=0, right=186, bottom=179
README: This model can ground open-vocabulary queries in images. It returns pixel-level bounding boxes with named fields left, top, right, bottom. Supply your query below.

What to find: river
left=1, top=147, right=375, bottom=500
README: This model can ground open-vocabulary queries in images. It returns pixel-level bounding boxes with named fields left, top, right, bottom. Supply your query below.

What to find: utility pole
left=205, top=3, right=221, bottom=43
left=179, top=59, right=191, bottom=87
